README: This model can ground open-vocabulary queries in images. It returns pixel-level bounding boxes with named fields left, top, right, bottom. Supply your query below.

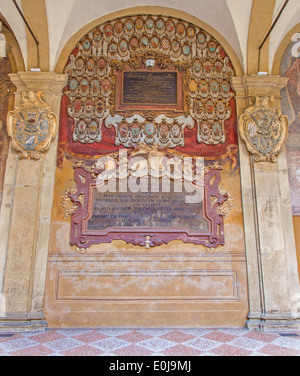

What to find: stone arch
left=0, top=19, right=25, bottom=73
left=54, top=7, right=244, bottom=76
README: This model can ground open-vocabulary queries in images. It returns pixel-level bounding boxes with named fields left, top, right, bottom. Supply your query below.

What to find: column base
left=0, top=311, right=47, bottom=332
left=247, top=312, right=300, bottom=332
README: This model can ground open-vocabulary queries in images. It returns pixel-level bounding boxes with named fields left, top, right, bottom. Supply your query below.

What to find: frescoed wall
left=280, top=39, right=300, bottom=278
left=280, top=41, right=300, bottom=214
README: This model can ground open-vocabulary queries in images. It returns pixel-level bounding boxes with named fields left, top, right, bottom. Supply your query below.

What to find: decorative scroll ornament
left=106, top=114, right=194, bottom=148
left=239, top=96, right=289, bottom=162
left=7, top=91, right=58, bottom=160
left=61, top=184, right=79, bottom=218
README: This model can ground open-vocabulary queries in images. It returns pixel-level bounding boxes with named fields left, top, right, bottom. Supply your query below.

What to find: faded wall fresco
left=0, top=58, right=14, bottom=211
left=280, top=41, right=300, bottom=215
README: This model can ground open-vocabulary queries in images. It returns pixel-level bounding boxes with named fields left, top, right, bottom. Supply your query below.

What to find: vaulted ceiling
left=0, top=0, right=299, bottom=75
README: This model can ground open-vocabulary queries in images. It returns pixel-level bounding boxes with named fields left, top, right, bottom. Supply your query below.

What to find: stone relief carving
left=7, top=91, right=58, bottom=160
left=239, top=96, right=289, bottom=162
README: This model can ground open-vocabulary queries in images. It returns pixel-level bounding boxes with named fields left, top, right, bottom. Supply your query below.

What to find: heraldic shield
left=239, top=96, right=289, bottom=162
left=7, top=91, right=58, bottom=160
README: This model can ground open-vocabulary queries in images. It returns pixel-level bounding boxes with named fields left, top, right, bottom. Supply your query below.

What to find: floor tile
left=162, top=344, right=203, bottom=356
left=0, top=338, right=37, bottom=352
left=184, top=337, right=220, bottom=351
left=242, top=330, right=279, bottom=343
left=258, top=344, right=300, bottom=356
left=62, top=345, right=105, bottom=356
left=95, top=328, right=132, bottom=337
left=0, top=334, right=22, bottom=342
left=45, top=338, right=83, bottom=352
left=91, top=337, right=130, bottom=352
left=112, top=344, right=153, bottom=356
left=138, top=338, right=175, bottom=352
left=72, top=331, right=109, bottom=344
left=116, top=330, right=153, bottom=343
left=218, top=328, right=250, bottom=336
left=272, top=336, right=300, bottom=351
left=202, top=331, right=237, bottom=343
left=211, top=344, right=252, bottom=356
left=10, top=345, right=55, bottom=356
left=29, top=331, right=66, bottom=344
left=139, top=328, right=173, bottom=337
left=179, top=328, right=212, bottom=336
left=159, top=330, right=196, bottom=343
left=0, top=327, right=299, bottom=356
left=56, top=329, right=92, bottom=337
left=229, top=337, right=266, bottom=351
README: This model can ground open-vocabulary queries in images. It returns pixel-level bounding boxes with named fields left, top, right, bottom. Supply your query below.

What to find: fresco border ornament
left=7, top=91, right=58, bottom=160
left=239, top=96, right=289, bottom=162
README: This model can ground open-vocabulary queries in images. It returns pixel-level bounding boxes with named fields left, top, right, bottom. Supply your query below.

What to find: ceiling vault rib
left=258, top=0, right=289, bottom=71
left=12, top=0, right=39, bottom=68
left=259, top=0, right=290, bottom=50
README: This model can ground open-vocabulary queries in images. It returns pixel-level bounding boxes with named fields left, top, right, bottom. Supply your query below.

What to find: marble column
left=0, top=72, right=67, bottom=331
left=232, top=75, right=300, bottom=331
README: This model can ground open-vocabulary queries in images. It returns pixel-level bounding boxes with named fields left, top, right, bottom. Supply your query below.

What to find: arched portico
left=0, top=4, right=299, bottom=331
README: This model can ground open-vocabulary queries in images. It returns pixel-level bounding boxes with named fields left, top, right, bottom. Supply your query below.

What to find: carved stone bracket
left=238, top=96, right=289, bottom=162
left=7, top=91, right=58, bottom=160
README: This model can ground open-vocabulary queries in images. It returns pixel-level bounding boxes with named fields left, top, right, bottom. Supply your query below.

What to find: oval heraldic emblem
left=7, top=91, right=58, bottom=160
left=239, top=96, right=289, bottom=162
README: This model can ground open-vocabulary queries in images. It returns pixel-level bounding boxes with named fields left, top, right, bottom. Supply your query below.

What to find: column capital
left=232, top=75, right=289, bottom=99
left=9, top=71, right=68, bottom=97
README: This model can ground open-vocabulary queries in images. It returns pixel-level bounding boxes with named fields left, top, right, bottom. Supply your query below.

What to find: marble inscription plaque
left=87, top=179, right=208, bottom=232
left=122, top=71, right=178, bottom=105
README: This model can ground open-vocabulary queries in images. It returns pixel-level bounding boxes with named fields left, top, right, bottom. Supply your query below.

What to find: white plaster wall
left=45, top=0, right=77, bottom=72
left=226, top=0, right=253, bottom=74
left=45, top=0, right=244, bottom=71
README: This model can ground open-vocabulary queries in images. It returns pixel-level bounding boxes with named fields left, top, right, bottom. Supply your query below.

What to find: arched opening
left=44, top=13, right=248, bottom=328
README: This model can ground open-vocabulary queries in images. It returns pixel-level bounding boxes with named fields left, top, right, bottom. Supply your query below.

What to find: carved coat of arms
left=7, top=91, right=58, bottom=160
left=239, top=96, right=289, bottom=162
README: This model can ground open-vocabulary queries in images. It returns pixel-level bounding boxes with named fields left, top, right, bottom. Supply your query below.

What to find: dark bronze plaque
left=122, top=71, right=178, bottom=105
left=87, top=179, right=208, bottom=232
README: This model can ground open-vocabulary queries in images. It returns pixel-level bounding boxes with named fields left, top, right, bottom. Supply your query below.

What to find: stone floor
left=0, top=327, right=300, bottom=356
